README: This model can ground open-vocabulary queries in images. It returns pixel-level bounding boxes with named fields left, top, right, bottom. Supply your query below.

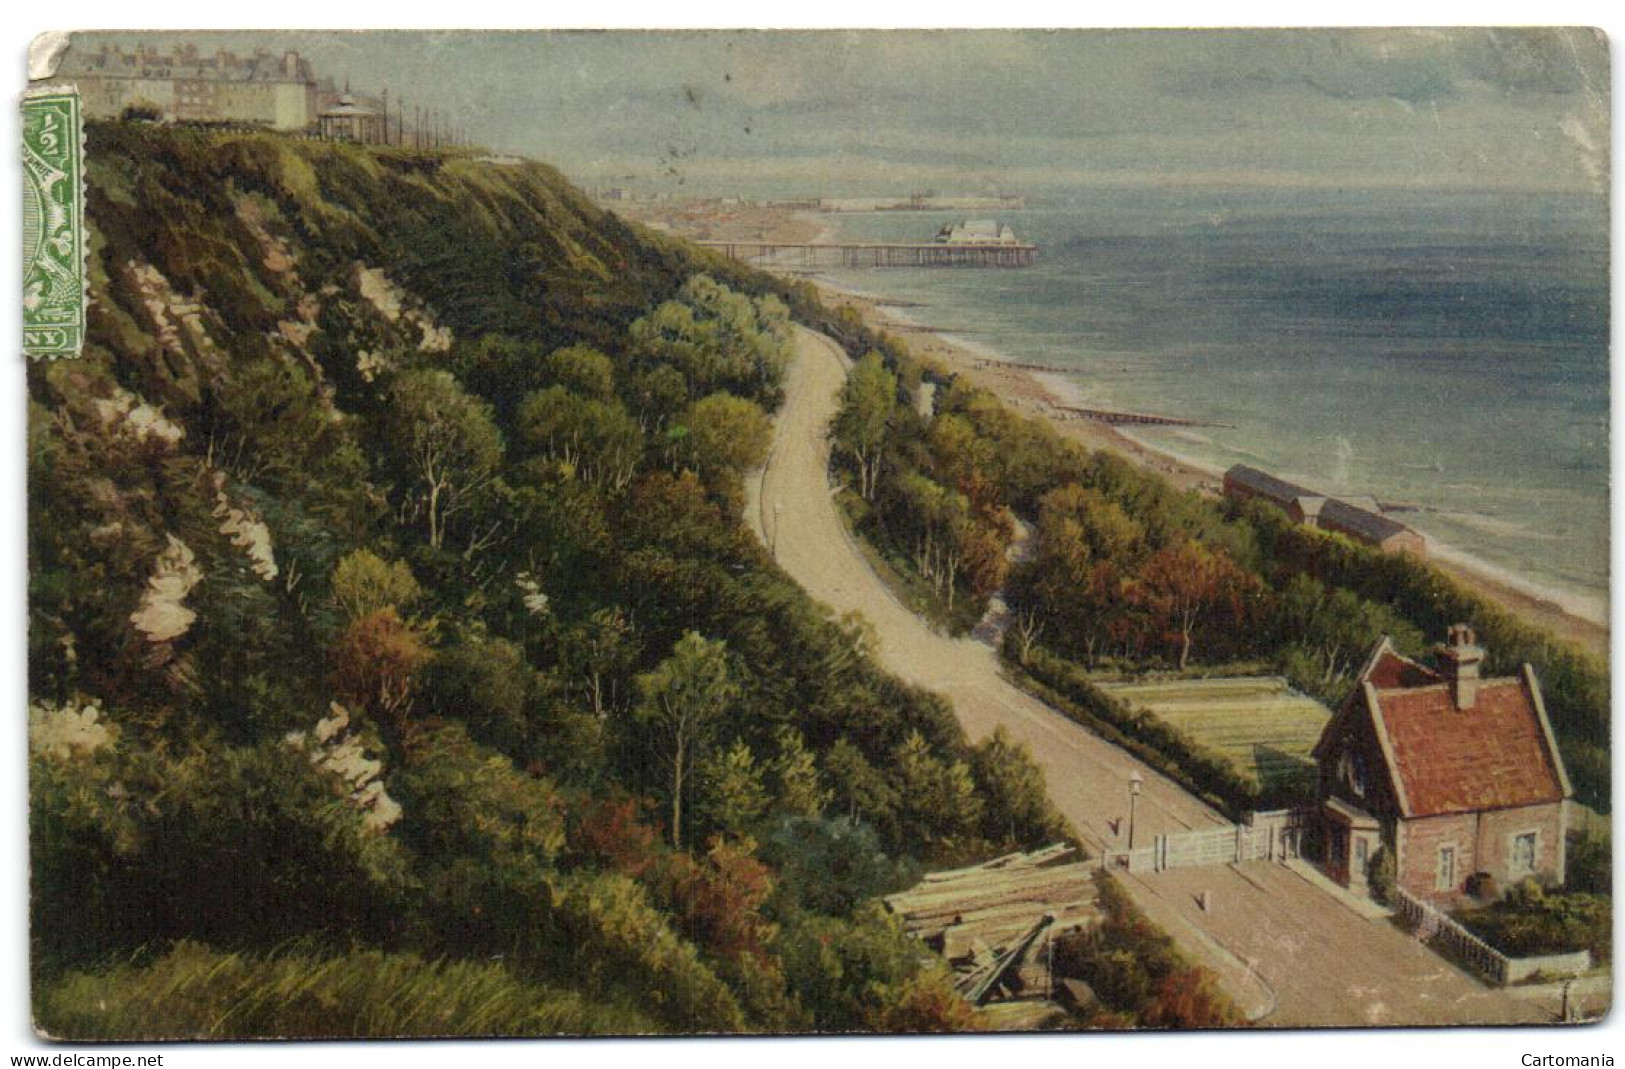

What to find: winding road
left=748, top=324, right=1579, bottom=1027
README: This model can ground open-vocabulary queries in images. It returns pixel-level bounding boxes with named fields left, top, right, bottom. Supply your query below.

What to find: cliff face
left=78, top=124, right=733, bottom=408
left=32, top=125, right=733, bottom=708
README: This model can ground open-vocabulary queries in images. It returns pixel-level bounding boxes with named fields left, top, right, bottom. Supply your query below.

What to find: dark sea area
left=822, top=186, right=1610, bottom=621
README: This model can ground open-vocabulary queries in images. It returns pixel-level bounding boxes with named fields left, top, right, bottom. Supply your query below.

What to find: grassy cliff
left=27, top=124, right=1068, bottom=1038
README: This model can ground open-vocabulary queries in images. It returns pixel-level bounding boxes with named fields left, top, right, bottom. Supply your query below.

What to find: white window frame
left=1508, top=830, right=1540, bottom=880
left=1436, top=845, right=1457, bottom=892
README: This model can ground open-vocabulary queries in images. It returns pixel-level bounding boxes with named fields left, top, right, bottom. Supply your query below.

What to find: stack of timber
left=883, top=844, right=1099, bottom=1007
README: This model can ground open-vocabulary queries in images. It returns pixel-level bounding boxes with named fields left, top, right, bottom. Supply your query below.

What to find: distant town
left=58, top=42, right=470, bottom=147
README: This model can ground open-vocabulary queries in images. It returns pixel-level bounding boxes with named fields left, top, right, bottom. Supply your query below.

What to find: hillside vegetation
left=28, top=125, right=1069, bottom=1037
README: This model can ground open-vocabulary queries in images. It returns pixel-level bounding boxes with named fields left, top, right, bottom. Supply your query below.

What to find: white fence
left=1104, top=809, right=1303, bottom=874
left=1392, top=887, right=1592, bottom=986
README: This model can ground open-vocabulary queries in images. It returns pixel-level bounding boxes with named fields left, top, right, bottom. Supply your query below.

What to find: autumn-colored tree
left=634, top=631, right=739, bottom=848
left=568, top=795, right=660, bottom=878
left=863, top=970, right=981, bottom=1033
left=1136, top=538, right=1254, bottom=669
left=1138, top=965, right=1241, bottom=1029
left=330, top=608, right=434, bottom=733
left=959, top=506, right=1015, bottom=601
left=1021, top=483, right=1148, bottom=655
left=665, top=836, right=778, bottom=962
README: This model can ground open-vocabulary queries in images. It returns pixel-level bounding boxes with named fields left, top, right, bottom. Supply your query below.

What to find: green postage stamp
left=22, top=87, right=85, bottom=359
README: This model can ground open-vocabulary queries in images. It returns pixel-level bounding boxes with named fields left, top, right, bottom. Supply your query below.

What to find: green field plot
left=1098, top=677, right=1332, bottom=797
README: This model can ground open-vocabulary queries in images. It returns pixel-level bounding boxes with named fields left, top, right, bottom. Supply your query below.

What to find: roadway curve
left=752, top=326, right=1228, bottom=851
left=749, top=324, right=1566, bottom=1027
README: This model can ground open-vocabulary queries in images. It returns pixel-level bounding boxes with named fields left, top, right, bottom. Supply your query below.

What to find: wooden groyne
left=699, top=240, right=1037, bottom=268
left=1056, top=405, right=1231, bottom=430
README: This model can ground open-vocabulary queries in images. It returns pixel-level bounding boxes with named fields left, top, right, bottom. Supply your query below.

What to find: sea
left=817, top=187, right=1610, bottom=625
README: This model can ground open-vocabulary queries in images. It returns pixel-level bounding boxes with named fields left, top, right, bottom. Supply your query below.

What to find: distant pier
left=698, top=240, right=1037, bottom=268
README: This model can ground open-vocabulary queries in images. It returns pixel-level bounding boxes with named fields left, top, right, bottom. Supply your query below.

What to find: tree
left=567, top=795, right=661, bottom=878
left=560, top=607, right=636, bottom=719
left=385, top=370, right=504, bottom=551
left=330, top=549, right=421, bottom=622
left=543, top=344, right=615, bottom=399
left=627, top=364, right=690, bottom=432
left=768, top=726, right=831, bottom=818
left=959, top=506, right=1015, bottom=602
left=330, top=607, right=434, bottom=732
left=971, top=727, right=1063, bottom=846
left=894, top=731, right=982, bottom=846
left=422, top=628, right=533, bottom=755
left=760, top=815, right=915, bottom=916
left=629, top=275, right=790, bottom=405
left=834, top=352, right=896, bottom=500
left=1041, top=483, right=1144, bottom=565
left=1276, top=574, right=1424, bottom=695
left=823, top=738, right=900, bottom=836
left=517, top=387, right=644, bottom=491
left=892, top=471, right=977, bottom=607
left=1136, top=538, right=1253, bottom=670
left=696, top=739, right=770, bottom=836
left=634, top=631, right=739, bottom=848
left=675, top=393, right=772, bottom=483
left=864, top=970, right=981, bottom=1033
left=662, top=836, right=779, bottom=964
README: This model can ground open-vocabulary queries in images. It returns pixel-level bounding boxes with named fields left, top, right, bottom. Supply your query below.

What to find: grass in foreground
left=37, top=941, right=659, bottom=1040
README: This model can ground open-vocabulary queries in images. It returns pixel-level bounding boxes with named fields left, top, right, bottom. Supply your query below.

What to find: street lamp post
left=771, top=502, right=784, bottom=560
left=1127, top=770, right=1144, bottom=851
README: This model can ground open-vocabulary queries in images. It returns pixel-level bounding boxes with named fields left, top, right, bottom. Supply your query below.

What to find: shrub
left=1052, top=872, right=1242, bottom=1026
left=1008, top=645, right=1256, bottom=818
left=759, top=815, right=917, bottom=917
left=1367, top=846, right=1398, bottom=906
left=1565, top=829, right=1612, bottom=895
left=1454, top=889, right=1611, bottom=964
left=31, top=737, right=411, bottom=972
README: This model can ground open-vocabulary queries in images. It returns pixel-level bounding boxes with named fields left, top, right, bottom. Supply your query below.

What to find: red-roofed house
left=1311, top=625, right=1572, bottom=902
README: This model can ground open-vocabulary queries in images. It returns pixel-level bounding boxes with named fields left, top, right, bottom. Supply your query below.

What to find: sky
left=60, top=28, right=1611, bottom=197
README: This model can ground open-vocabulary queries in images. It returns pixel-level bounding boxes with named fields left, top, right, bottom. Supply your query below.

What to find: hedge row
left=1000, top=640, right=1296, bottom=820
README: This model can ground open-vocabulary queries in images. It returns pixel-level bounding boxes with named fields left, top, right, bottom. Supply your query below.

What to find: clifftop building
left=60, top=43, right=319, bottom=131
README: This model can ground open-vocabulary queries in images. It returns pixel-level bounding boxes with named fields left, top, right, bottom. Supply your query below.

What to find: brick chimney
left=1435, top=623, right=1484, bottom=710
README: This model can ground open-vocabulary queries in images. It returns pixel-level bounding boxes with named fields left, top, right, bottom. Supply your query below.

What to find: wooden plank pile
left=883, top=844, right=1100, bottom=1006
